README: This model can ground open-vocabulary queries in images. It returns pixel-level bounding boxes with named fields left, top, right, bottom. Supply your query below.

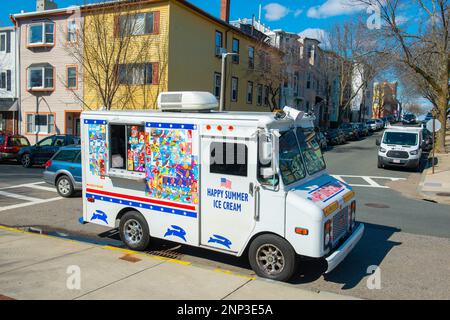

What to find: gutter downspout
left=10, top=15, right=21, bottom=135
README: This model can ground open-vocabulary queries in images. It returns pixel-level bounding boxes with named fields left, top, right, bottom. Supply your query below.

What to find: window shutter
left=152, top=63, right=159, bottom=84
left=114, top=15, right=120, bottom=38
left=6, top=70, right=11, bottom=91
left=6, top=31, right=11, bottom=53
left=153, top=11, right=160, bottom=35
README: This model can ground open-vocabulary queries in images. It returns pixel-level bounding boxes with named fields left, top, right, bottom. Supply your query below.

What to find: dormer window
left=28, top=22, right=55, bottom=47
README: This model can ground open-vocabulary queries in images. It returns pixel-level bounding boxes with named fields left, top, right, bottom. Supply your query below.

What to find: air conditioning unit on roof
left=157, top=92, right=219, bottom=112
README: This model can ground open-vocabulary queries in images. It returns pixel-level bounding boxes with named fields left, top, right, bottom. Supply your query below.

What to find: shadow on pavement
left=289, top=223, right=402, bottom=289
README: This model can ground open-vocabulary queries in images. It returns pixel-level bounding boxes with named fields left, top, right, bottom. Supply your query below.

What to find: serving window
left=109, top=124, right=146, bottom=177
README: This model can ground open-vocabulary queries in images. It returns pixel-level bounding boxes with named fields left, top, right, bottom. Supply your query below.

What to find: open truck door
left=200, top=122, right=258, bottom=253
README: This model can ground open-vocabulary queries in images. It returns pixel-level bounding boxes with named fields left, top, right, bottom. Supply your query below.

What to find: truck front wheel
left=248, top=234, right=298, bottom=282
left=119, top=211, right=150, bottom=251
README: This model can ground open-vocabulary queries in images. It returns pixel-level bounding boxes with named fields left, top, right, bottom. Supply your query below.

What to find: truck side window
left=110, top=124, right=146, bottom=172
left=210, top=142, right=248, bottom=177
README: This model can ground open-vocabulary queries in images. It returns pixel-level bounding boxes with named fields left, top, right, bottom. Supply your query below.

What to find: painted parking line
left=0, top=197, right=63, bottom=212
left=331, top=175, right=406, bottom=189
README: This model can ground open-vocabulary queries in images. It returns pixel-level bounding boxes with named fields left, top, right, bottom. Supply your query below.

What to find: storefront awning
left=0, top=99, right=18, bottom=112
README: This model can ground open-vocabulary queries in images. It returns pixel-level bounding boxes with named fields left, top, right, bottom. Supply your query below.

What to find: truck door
left=200, top=135, right=257, bottom=253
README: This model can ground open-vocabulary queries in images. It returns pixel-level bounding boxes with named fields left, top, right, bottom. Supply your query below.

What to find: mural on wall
left=145, top=124, right=199, bottom=205
left=88, top=121, right=108, bottom=177
left=127, top=125, right=146, bottom=172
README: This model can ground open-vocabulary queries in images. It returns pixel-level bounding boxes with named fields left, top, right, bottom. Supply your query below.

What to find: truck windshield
left=296, top=128, right=326, bottom=175
left=383, top=132, right=418, bottom=146
left=279, top=130, right=307, bottom=185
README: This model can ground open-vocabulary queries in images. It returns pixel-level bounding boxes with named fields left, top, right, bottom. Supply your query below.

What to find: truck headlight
left=410, top=150, right=418, bottom=155
left=379, top=147, right=387, bottom=153
left=324, top=220, right=333, bottom=248
left=348, top=201, right=356, bottom=231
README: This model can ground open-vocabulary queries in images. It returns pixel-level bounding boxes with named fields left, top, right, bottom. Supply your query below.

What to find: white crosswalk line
left=0, top=197, right=63, bottom=212
left=24, top=184, right=57, bottom=193
left=331, top=174, right=406, bottom=189
left=0, top=190, right=43, bottom=202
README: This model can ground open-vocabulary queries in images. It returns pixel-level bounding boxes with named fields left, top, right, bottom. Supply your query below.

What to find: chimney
left=36, top=0, right=58, bottom=12
left=220, top=0, right=230, bottom=23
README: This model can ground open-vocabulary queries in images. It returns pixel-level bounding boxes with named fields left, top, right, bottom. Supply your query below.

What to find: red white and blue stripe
left=86, top=188, right=197, bottom=218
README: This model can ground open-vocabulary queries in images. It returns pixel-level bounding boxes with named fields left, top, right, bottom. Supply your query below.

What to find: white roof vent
left=157, top=92, right=218, bottom=111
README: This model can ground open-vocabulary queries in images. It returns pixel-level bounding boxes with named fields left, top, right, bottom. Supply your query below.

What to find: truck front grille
left=386, top=150, right=409, bottom=159
left=333, top=209, right=348, bottom=244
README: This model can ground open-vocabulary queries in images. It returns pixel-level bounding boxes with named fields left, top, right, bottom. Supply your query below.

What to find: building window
left=214, top=72, right=221, bottom=98
left=247, top=81, right=253, bottom=104
left=210, top=142, right=248, bottom=177
left=26, top=114, right=55, bottom=134
left=231, top=77, right=238, bottom=102
left=67, top=20, right=77, bottom=43
left=0, top=70, right=11, bottom=91
left=294, top=74, right=299, bottom=96
left=119, top=12, right=157, bottom=37
left=306, top=73, right=311, bottom=89
left=118, top=63, right=157, bottom=85
left=232, top=38, right=239, bottom=63
left=67, top=66, right=77, bottom=89
left=28, top=22, right=54, bottom=46
left=257, top=84, right=263, bottom=106
left=215, top=30, right=223, bottom=57
left=0, top=33, right=5, bottom=52
left=264, top=86, right=269, bottom=106
left=307, top=45, right=313, bottom=59
left=28, top=66, right=54, bottom=90
left=248, top=46, right=254, bottom=69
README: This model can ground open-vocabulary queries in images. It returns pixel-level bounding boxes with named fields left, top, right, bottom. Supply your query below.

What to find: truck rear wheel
left=248, top=234, right=297, bottom=282
left=119, top=211, right=150, bottom=251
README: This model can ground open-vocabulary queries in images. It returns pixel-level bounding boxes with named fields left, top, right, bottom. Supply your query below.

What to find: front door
left=200, top=136, right=257, bottom=253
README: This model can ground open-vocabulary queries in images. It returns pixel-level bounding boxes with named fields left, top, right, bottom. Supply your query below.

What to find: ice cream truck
left=81, top=92, right=364, bottom=281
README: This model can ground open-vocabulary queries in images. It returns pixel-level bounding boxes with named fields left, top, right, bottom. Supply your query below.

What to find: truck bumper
left=379, top=156, right=420, bottom=169
left=325, top=223, right=364, bottom=274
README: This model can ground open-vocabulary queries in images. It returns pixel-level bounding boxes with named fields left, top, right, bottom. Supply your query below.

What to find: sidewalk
left=418, top=121, right=450, bottom=205
left=0, top=226, right=355, bottom=300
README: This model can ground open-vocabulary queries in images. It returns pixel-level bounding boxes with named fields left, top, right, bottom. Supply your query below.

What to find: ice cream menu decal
left=86, top=120, right=108, bottom=177
left=145, top=122, right=199, bottom=205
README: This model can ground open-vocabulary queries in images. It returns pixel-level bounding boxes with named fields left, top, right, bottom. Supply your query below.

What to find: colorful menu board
left=127, top=125, right=146, bottom=172
left=88, top=121, right=108, bottom=177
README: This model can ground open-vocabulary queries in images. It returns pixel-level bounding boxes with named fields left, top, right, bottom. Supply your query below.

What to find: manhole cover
left=437, top=193, right=450, bottom=197
left=365, top=203, right=390, bottom=209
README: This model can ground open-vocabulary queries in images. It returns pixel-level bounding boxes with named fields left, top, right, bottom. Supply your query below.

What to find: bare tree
left=64, top=0, right=168, bottom=111
left=356, top=0, right=449, bottom=151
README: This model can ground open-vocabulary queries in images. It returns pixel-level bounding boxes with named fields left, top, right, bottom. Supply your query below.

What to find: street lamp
left=220, top=51, right=239, bottom=112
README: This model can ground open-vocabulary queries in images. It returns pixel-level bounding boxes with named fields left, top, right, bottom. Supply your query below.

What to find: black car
left=17, top=135, right=80, bottom=168
left=402, top=114, right=417, bottom=125
left=339, top=123, right=358, bottom=140
left=325, top=128, right=346, bottom=145
left=422, top=129, right=433, bottom=152
left=351, top=122, right=369, bottom=137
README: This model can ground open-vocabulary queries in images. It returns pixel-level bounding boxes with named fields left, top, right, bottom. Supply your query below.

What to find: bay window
left=28, top=22, right=55, bottom=46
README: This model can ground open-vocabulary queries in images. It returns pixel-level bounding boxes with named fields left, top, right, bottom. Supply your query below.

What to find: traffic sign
left=426, top=119, right=441, bottom=132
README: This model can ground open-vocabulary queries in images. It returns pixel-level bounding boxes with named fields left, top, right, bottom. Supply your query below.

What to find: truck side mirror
left=260, top=141, right=273, bottom=165
left=376, top=139, right=381, bottom=146
left=260, top=167, right=275, bottom=179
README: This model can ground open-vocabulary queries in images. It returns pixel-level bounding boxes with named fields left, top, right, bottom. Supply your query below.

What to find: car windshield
left=8, top=137, right=30, bottom=147
left=383, top=132, right=418, bottom=146
left=0, top=135, right=4, bottom=145
left=296, top=128, right=326, bottom=175
left=367, top=120, right=375, bottom=124
left=278, top=130, right=307, bottom=185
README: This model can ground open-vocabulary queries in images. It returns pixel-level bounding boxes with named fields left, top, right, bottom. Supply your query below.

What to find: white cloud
left=294, top=9, right=303, bottom=18
left=264, top=3, right=290, bottom=21
left=298, top=28, right=328, bottom=43
left=307, top=0, right=366, bottom=19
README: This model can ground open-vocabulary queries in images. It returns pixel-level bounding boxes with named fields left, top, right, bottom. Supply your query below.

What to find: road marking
left=0, top=197, right=63, bottom=212
left=331, top=175, right=406, bottom=189
left=0, top=190, right=43, bottom=202
left=0, top=182, right=47, bottom=191
left=25, top=184, right=57, bottom=193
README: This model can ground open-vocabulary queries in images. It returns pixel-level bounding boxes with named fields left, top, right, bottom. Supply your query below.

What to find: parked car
left=325, top=128, right=346, bottom=145
left=0, top=132, right=30, bottom=162
left=386, top=114, right=396, bottom=124
left=422, top=112, right=433, bottom=124
left=43, top=145, right=82, bottom=197
left=366, top=119, right=378, bottom=131
left=375, top=119, right=385, bottom=130
left=18, top=134, right=80, bottom=168
left=339, top=123, right=359, bottom=140
left=402, top=114, right=417, bottom=125
left=421, top=128, right=433, bottom=152
left=352, top=122, right=369, bottom=137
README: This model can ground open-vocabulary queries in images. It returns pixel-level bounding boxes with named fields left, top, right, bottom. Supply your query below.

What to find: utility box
left=36, top=0, right=58, bottom=12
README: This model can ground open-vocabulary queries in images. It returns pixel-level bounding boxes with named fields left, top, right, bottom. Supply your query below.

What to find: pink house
left=12, top=0, right=82, bottom=144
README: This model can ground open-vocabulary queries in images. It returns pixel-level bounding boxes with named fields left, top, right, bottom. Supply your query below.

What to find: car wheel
left=377, top=158, right=384, bottom=169
left=248, top=234, right=298, bottom=282
left=119, top=211, right=150, bottom=251
left=21, top=154, right=32, bottom=168
left=56, top=175, right=74, bottom=198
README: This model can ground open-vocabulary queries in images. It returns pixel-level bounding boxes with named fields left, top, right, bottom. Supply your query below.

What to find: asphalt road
left=1, top=132, right=450, bottom=299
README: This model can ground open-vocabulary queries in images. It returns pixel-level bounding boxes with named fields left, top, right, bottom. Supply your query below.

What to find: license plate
left=393, top=159, right=400, bottom=163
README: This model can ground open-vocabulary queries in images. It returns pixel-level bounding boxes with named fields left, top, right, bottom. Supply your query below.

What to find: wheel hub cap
left=256, top=244, right=285, bottom=276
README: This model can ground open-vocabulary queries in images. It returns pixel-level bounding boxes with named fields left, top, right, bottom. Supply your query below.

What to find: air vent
left=157, top=92, right=219, bottom=111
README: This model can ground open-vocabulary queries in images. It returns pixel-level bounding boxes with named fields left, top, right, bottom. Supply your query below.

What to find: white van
left=377, top=125, right=424, bottom=170
left=81, top=92, right=364, bottom=281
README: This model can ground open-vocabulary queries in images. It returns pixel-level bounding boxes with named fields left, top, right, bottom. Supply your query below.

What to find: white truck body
left=81, top=93, right=363, bottom=278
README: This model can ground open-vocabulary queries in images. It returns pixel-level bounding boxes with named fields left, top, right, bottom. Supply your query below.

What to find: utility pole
left=219, top=52, right=239, bottom=112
